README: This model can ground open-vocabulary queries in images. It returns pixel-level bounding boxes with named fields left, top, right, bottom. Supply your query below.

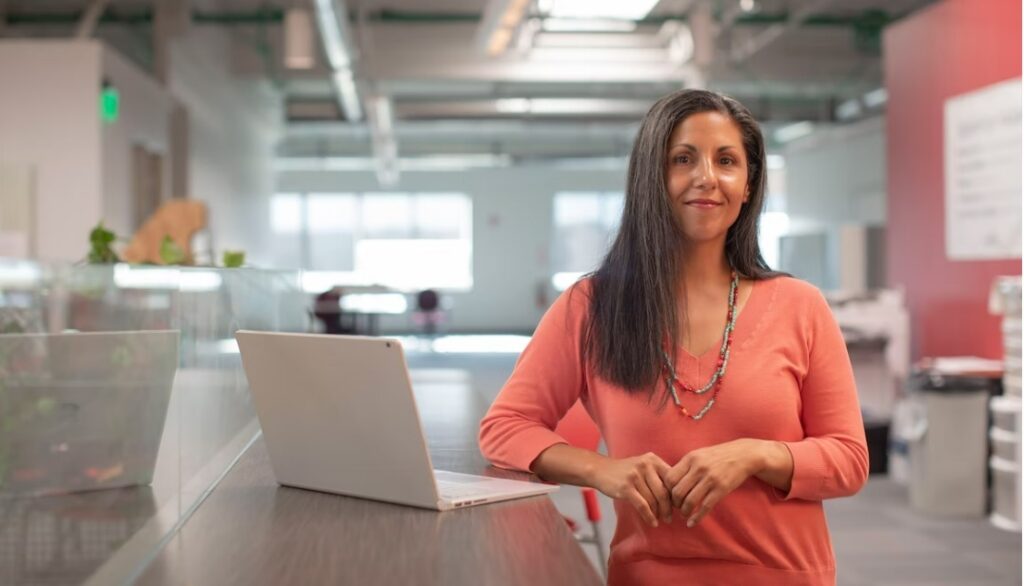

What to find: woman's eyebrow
left=669, top=143, right=742, bottom=152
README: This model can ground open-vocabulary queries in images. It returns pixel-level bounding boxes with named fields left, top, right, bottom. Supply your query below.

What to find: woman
left=479, top=89, right=868, bottom=585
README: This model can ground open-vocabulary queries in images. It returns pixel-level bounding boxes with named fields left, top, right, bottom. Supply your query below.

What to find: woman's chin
left=678, top=224, right=728, bottom=244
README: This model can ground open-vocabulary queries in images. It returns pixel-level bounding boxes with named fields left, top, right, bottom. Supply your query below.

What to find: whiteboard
left=944, top=77, right=1022, bottom=260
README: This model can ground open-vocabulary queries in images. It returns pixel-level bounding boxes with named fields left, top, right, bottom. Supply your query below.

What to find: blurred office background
left=0, top=1, right=1020, bottom=584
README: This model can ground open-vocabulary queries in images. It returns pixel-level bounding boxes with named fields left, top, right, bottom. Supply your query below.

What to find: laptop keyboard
left=434, top=470, right=498, bottom=501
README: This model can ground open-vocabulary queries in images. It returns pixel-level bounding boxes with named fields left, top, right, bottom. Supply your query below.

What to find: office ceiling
left=1, top=0, right=938, bottom=161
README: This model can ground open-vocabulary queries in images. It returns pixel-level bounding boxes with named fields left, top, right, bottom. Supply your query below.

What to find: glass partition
left=0, top=259, right=308, bottom=584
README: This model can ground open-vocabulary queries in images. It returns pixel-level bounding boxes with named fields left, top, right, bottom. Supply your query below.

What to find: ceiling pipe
left=74, top=0, right=109, bottom=37
left=729, top=0, right=837, bottom=63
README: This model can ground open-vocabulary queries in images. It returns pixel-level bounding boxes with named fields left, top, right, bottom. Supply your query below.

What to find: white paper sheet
left=944, top=77, right=1022, bottom=260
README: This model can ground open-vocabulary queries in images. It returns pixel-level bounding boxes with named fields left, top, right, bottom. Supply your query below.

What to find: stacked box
left=989, top=276, right=1022, bottom=532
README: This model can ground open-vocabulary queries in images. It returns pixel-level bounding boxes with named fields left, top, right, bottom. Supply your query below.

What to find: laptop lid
left=235, top=331, right=441, bottom=509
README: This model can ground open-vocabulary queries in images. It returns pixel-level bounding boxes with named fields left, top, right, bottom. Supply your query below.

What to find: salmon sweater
left=479, top=276, right=868, bottom=586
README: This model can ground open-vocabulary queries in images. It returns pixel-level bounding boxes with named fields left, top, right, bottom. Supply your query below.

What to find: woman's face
left=664, top=111, right=749, bottom=244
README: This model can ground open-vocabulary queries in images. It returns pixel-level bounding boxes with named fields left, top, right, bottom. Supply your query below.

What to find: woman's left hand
left=660, top=438, right=764, bottom=528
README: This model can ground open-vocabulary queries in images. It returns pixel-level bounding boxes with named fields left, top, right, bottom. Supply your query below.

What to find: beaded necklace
left=660, top=271, right=739, bottom=420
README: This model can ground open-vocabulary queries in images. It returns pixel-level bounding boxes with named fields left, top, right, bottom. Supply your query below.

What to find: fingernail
left=652, top=520, right=658, bottom=528
left=686, top=518, right=695, bottom=528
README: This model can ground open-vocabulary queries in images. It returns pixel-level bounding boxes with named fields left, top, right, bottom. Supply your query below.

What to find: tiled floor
left=407, top=345, right=1022, bottom=585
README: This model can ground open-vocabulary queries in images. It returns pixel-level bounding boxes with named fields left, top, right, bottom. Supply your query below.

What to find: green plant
left=159, top=236, right=187, bottom=265
left=87, top=222, right=120, bottom=264
left=222, top=250, right=245, bottom=268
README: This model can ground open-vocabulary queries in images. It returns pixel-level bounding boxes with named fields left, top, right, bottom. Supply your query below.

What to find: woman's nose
left=693, top=157, right=717, bottom=190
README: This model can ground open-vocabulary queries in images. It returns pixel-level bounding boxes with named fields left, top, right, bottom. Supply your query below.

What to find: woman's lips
left=685, top=200, right=722, bottom=209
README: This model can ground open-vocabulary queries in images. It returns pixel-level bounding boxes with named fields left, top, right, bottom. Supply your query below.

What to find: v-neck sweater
left=479, top=276, right=868, bottom=586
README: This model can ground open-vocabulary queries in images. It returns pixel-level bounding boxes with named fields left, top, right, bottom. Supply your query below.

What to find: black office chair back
left=416, top=289, right=440, bottom=312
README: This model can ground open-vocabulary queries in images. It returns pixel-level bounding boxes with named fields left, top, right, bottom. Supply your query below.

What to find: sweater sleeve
left=478, top=282, right=590, bottom=473
left=773, top=287, right=870, bottom=501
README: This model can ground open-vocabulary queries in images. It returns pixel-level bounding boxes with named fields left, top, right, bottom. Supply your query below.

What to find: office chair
left=412, top=289, right=444, bottom=336
left=554, top=400, right=607, bottom=578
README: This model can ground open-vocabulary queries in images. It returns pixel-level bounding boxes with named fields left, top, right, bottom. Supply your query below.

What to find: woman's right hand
left=590, top=452, right=674, bottom=528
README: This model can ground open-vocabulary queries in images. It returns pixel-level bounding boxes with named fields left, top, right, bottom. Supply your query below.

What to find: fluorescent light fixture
left=863, top=87, right=888, bottom=108
left=548, top=0, right=660, bottom=20
left=774, top=121, right=815, bottom=144
left=540, top=18, right=637, bottom=32
left=331, top=70, right=363, bottom=121
left=836, top=98, right=863, bottom=121
left=340, top=293, right=409, bottom=314
left=740, top=0, right=757, bottom=12
left=766, top=154, right=786, bottom=170
left=313, top=0, right=363, bottom=121
left=284, top=8, right=316, bottom=69
left=552, top=271, right=586, bottom=291
left=313, top=0, right=350, bottom=69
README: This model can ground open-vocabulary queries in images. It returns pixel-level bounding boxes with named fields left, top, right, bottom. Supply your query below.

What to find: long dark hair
left=580, top=89, right=786, bottom=398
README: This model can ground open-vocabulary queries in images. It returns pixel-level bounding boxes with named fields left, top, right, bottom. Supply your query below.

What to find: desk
left=134, top=378, right=601, bottom=585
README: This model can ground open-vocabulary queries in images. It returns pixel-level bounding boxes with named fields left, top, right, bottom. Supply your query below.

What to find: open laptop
left=235, top=331, right=557, bottom=511
left=0, top=330, right=180, bottom=496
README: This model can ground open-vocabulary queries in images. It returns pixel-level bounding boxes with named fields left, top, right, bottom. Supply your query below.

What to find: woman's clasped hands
left=589, top=439, right=763, bottom=529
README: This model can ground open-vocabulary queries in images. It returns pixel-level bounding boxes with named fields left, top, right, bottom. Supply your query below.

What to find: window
left=269, top=192, right=473, bottom=291
left=551, top=191, right=624, bottom=290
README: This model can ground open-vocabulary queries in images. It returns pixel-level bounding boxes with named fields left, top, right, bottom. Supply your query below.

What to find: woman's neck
left=680, top=240, right=732, bottom=290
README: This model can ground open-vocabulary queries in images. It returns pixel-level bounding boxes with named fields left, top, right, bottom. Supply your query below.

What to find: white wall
left=781, top=116, right=887, bottom=289
left=100, top=47, right=174, bottom=238
left=0, top=41, right=102, bottom=262
left=169, top=28, right=283, bottom=266
left=277, top=166, right=628, bottom=332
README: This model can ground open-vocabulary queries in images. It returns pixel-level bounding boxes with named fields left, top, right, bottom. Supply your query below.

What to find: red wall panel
left=884, top=0, right=1022, bottom=360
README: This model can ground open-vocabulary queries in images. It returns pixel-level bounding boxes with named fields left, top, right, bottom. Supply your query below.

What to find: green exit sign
left=100, top=84, right=119, bottom=123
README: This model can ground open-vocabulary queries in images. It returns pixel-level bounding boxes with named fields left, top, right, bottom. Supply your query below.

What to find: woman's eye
left=720, top=157, right=734, bottom=165
left=674, top=155, right=690, bottom=164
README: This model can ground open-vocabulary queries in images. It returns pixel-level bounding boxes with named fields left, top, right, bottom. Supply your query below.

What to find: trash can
left=905, top=372, right=999, bottom=517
